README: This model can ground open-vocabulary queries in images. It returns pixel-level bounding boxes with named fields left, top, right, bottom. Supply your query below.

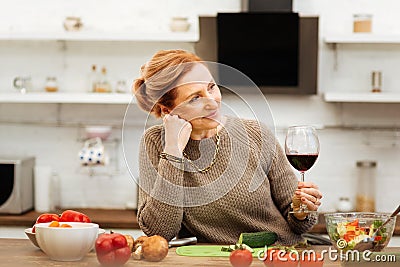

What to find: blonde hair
left=133, top=49, right=203, bottom=118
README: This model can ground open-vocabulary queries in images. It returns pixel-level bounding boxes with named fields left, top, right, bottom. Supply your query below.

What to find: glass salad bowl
left=324, top=212, right=396, bottom=252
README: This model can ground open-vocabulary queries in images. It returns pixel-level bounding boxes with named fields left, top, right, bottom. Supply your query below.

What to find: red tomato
left=230, top=249, right=253, bottom=267
left=343, top=232, right=356, bottom=242
left=36, top=213, right=60, bottom=223
left=95, top=233, right=131, bottom=266
left=349, top=219, right=359, bottom=227
left=32, top=213, right=60, bottom=233
left=59, top=210, right=91, bottom=223
left=299, top=252, right=324, bottom=267
left=264, top=248, right=298, bottom=267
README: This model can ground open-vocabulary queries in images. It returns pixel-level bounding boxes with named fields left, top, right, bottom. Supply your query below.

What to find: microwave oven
left=0, top=156, right=35, bottom=214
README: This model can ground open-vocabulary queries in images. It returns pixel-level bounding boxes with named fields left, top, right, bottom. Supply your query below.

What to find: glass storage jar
left=355, top=160, right=377, bottom=212
left=336, top=197, right=353, bottom=212
left=45, top=77, right=58, bottom=92
left=353, top=14, right=372, bottom=33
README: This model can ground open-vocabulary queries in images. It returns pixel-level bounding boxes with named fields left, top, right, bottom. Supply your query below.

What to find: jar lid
left=65, top=16, right=81, bottom=20
left=356, top=160, right=377, bottom=168
left=353, top=14, right=372, bottom=18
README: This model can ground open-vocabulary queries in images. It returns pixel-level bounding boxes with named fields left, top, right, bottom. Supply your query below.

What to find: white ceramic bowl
left=85, top=126, right=112, bottom=140
left=35, top=222, right=99, bottom=261
left=24, top=228, right=40, bottom=248
left=25, top=227, right=105, bottom=250
left=169, top=17, right=190, bottom=32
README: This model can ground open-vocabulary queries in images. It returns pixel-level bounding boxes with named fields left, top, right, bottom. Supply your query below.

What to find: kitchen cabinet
left=323, top=34, right=400, bottom=103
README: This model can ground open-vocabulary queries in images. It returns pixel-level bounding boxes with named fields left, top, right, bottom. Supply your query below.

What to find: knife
left=168, top=237, right=197, bottom=248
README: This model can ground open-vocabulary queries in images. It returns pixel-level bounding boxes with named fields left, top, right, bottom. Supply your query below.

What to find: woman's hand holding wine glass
left=285, top=126, right=322, bottom=218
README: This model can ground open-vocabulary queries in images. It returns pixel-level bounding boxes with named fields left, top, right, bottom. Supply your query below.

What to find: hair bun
left=134, top=78, right=155, bottom=113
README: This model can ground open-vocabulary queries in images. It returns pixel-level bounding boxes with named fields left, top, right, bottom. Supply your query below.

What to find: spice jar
left=355, top=160, right=377, bottom=212
left=353, top=14, right=372, bottom=33
left=45, top=77, right=58, bottom=92
left=336, top=197, right=353, bottom=212
left=115, top=80, right=127, bottom=93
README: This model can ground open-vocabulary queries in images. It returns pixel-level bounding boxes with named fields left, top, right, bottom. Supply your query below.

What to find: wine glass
left=285, top=125, right=320, bottom=214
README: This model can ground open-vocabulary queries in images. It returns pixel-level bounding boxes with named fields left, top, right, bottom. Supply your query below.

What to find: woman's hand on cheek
left=163, top=114, right=192, bottom=157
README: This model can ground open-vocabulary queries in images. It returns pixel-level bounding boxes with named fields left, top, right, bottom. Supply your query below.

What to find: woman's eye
left=189, top=95, right=200, bottom=103
left=208, top=83, right=216, bottom=91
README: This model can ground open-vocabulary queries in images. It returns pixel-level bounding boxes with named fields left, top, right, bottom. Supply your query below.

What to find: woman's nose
left=204, top=97, right=218, bottom=109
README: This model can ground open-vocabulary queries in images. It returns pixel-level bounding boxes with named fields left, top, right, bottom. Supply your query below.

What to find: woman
left=133, top=49, right=322, bottom=245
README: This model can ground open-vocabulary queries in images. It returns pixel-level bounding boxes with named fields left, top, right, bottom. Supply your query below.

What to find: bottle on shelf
left=371, top=71, right=382, bottom=93
left=88, top=65, right=100, bottom=92
left=95, top=66, right=112, bottom=93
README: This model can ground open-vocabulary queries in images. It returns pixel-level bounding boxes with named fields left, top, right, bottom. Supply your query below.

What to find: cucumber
left=238, top=231, right=278, bottom=248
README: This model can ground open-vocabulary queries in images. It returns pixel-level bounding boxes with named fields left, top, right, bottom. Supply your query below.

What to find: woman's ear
left=160, top=105, right=170, bottom=115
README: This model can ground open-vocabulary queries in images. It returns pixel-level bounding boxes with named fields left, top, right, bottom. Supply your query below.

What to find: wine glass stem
left=300, top=171, right=307, bottom=212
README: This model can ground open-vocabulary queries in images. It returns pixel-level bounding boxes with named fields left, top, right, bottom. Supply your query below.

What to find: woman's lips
left=205, top=110, right=218, bottom=119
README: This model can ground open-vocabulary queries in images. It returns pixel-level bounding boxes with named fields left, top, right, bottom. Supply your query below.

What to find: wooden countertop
left=3, top=238, right=400, bottom=266
left=1, top=209, right=399, bottom=235
left=0, top=208, right=139, bottom=229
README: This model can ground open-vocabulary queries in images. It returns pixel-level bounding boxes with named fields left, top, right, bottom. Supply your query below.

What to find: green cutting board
left=176, top=245, right=265, bottom=258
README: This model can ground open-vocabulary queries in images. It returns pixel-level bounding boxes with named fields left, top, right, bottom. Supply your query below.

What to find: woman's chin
left=190, top=118, right=219, bottom=130
left=204, top=116, right=222, bottom=126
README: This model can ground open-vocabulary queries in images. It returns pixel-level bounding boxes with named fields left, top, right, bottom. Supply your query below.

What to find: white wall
left=0, top=0, right=399, bottom=213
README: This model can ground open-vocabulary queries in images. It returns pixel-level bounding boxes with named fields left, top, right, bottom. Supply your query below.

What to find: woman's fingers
left=300, top=196, right=320, bottom=211
left=294, top=188, right=322, bottom=211
left=163, top=114, right=192, bottom=155
left=298, top=188, right=323, bottom=200
left=298, top=181, right=319, bottom=189
left=299, top=190, right=322, bottom=203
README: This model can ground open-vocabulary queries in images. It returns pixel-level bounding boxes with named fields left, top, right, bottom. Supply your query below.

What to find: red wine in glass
left=286, top=154, right=319, bottom=172
left=285, top=126, right=320, bottom=214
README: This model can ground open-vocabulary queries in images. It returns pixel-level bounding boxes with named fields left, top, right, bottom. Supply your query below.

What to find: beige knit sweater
left=137, top=116, right=317, bottom=245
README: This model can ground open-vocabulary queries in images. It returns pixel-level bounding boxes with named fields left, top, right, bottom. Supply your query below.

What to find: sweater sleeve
left=136, top=129, right=185, bottom=241
left=267, top=135, right=317, bottom=235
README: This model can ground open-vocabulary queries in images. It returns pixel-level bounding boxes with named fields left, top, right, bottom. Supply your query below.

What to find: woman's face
left=167, top=63, right=222, bottom=131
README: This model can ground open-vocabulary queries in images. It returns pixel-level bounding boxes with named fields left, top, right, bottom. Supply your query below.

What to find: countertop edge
left=0, top=209, right=399, bottom=235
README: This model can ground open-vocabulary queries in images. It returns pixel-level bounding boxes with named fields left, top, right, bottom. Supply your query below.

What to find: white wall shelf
left=0, top=30, right=199, bottom=42
left=324, top=92, right=400, bottom=103
left=0, top=93, right=135, bottom=104
left=324, top=34, right=400, bottom=44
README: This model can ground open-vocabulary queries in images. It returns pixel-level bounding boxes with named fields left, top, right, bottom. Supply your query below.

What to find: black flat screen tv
left=216, top=12, right=318, bottom=94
